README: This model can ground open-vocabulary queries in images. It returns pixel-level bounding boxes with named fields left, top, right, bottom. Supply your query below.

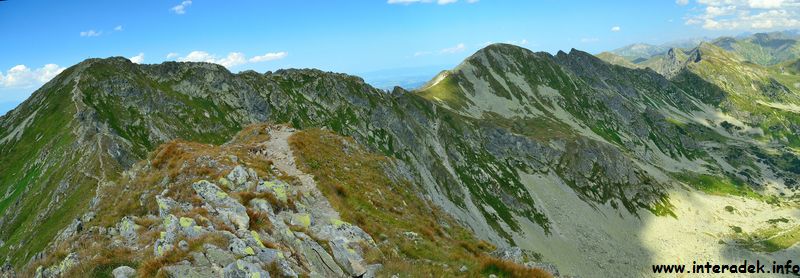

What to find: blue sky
left=1, top=0, right=799, bottom=114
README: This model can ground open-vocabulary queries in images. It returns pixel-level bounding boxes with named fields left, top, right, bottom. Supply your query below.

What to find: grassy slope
left=289, top=129, right=551, bottom=277
left=0, top=59, right=246, bottom=268
left=0, top=74, right=107, bottom=267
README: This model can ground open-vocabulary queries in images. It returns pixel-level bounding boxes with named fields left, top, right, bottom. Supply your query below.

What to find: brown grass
left=288, top=129, right=546, bottom=277
left=25, top=233, right=137, bottom=278
left=478, top=255, right=553, bottom=278
left=137, top=232, right=228, bottom=277
left=246, top=208, right=274, bottom=231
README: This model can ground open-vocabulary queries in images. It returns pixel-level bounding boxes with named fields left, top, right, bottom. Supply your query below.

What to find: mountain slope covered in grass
left=1, top=41, right=800, bottom=277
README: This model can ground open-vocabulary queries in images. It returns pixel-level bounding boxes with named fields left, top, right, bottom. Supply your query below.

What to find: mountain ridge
left=2, top=41, right=800, bottom=277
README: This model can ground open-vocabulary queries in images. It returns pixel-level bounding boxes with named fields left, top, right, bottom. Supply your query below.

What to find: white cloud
left=412, top=42, right=471, bottom=57
left=80, top=30, right=101, bottom=37
left=611, top=26, right=621, bottom=32
left=166, top=52, right=180, bottom=59
left=129, top=53, right=145, bottom=64
left=502, top=39, right=529, bottom=46
left=387, top=0, right=477, bottom=5
left=179, top=51, right=216, bottom=63
left=676, top=0, right=690, bottom=5
left=114, top=25, right=123, bottom=32
left=176, top=50, right=287, bottom=69
left=440, top=43, right=466, bottom=54
left=686, top=0, right=800, bottom=30
left=171, top=0, right=192, bottom=14
left=249, top=52, right=288, bottom=63
left=217, top=52, right=247, bottom=68
left=0, top=64, right=66, bottom=89
left=413, top=51, right=433, bottom=57
left=749, top=0, right=784, bottom=8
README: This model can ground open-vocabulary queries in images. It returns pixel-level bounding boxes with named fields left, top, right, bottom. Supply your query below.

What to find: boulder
left=257, top=180, right=289, bottom=203
left=156, top=195, right=179, bottom=217
left=329, top=239, right=367, bottom=276
left=296, top=236, right=345, bottom=277
left=116, top=216, right=140, bottom=246
left=163, top=261, right=220, bottom=278
left=289, top=213, right=312, bottom=229
left=204, top=244, right=236, bottom=267
left=228, top=237, right=256, bottom=257
left=490, top=247, right=539, bottom=265
left=192, top=180, right=249, bottom=230
left=111, top=265, right=135, bottom=278
left=226, top=166, right=250, bottom=190
left=223, top=260, right=270, bottom=278
left=315, top=218, right=375, bottom=246
left=249, top=198, right=275, bottom=216
left=178, top=216, right=206, bottom=239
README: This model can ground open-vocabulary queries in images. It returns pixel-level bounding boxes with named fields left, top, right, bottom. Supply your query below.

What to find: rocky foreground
left=18, top=124, right=554, bottom=277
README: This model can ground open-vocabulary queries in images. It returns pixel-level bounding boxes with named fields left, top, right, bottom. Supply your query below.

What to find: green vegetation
left=648, top=196, right=677, bottom=218
left=290, top=129, right=550, bottom=277
left=416, top=73, right=474, bottom=111
left=673, top=172, right=764, bottom=200
left=734, top=224, right=800, bottom=253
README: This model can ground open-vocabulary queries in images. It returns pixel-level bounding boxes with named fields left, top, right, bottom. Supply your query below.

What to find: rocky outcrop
left=26, top=125, right=392, bottom=278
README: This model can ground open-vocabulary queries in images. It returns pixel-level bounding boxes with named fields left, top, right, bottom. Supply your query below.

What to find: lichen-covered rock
left=289, top=213, right=312, bottom=229
left=162, top=214, right=180, bottom=243
left=254, top=248, right=282, bottom=264
left=315, top=218, right=375, bottom=246
left=153, top=239, right=174, bottom=257
left=364, top=264, right=383, bottom=278
left=329, top=238, right=367, bottom=276
left=257, top=180, right=289, bottom=203
left=34, top=252, right=78, bottom=278
left=116, top=216, right=140, bottom=246
left=248, top=198, right=275, bottom=216
left=222, top=259, right=270, bottom=278
left=273, top=259, right=298, bottom=278
left=112, top=265, right=135, bottom=278
left=163, top=260, right=220, bottom=278
left=156, top=195, right=179, bottom=217
left=178, top=216, right=206, bottom=239
left=490, top=247, right=540, bottom=265
left=204, top=244, right=236, bottom=267
left=54, top=218, right=83, bottom=242
left=228, top=237, right=256, bottom=257
left=226, top=165, right=250, bottom=190
left=294, top=234, right=345, bottom=277
left=192, top=180, right=249, bottom=230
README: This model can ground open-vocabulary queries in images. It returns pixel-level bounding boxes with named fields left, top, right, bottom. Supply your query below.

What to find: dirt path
left=264, top=125, right=341, bottom=222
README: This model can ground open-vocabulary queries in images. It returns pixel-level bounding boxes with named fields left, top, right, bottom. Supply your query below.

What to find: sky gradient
left=1, top=0, right=799, bottom=115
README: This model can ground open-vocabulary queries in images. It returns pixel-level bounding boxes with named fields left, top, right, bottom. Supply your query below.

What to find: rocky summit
left=1, top=35, right=800, bottom=277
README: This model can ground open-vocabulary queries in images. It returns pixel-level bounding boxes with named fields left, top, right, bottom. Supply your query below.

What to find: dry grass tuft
left=137, top=233, right=228, bottom=277
left=479, top=255, right=553, bottom=278
left=246, top=208, right=274, bottom=231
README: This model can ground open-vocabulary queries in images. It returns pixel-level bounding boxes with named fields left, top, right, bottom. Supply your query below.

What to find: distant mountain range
left=605, top=31, right=800, bottom=67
